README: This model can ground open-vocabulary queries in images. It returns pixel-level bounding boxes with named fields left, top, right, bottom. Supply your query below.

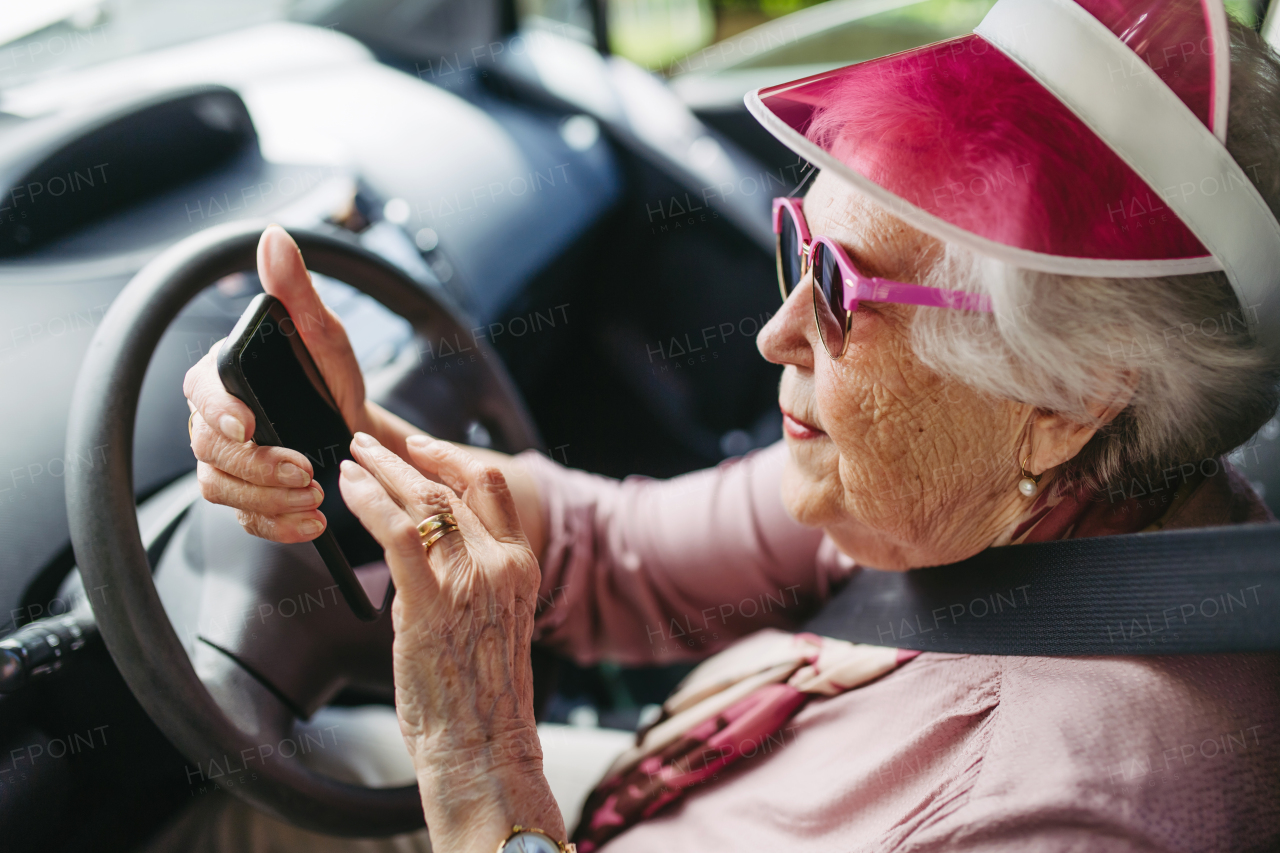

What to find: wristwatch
left=495, top=825, right=576, bottom=853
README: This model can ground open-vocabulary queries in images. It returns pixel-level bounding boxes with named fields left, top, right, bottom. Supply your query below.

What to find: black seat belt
left=804, top=523, right=1280, bottom=654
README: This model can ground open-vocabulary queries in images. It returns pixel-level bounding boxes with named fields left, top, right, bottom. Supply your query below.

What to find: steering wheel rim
left=64, top=219, right=539, bottom=836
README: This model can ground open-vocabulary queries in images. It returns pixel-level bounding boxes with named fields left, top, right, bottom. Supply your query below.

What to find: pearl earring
left=1018, top=449, right=1042, bottom=497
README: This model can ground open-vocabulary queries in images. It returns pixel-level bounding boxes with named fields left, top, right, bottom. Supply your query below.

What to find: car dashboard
left=0, top=20, right=797, bottom=849
left=0, top=23, right=623, bottom=635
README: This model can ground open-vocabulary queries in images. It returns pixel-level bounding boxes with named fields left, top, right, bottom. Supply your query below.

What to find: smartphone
left=218, top=293, right=391, bottom=621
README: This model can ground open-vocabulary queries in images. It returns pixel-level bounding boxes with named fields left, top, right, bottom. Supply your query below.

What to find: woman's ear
left=1027, top=372, right=1137, bottom=475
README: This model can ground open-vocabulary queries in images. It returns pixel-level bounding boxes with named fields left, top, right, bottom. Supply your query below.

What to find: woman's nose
left=758, top=271, right=817, bottom=369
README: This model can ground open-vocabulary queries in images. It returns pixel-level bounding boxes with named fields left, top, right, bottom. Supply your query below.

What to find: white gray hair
left=910, top=20, right=1280, bottom=490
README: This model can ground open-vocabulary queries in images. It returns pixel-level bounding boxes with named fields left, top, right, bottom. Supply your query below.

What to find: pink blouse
left=520, top=443, right=1280, bottom=852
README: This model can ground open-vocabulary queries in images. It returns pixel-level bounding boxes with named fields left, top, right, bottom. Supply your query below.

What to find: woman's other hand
left=340, top=432, right=562, bottom=853
left=182, top=224, right=377, bottom=544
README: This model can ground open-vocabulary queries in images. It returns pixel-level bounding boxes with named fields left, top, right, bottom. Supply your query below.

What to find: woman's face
left=757, top=172, right=1034, bottom=570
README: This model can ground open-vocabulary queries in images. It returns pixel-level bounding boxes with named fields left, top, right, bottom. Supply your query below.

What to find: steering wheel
left=63, top=220, right=541, bottom=836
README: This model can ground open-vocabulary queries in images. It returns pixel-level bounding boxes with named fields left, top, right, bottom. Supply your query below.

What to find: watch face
left=506, top=831, right=561, bottom=853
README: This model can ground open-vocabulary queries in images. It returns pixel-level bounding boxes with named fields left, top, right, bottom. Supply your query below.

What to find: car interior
left=1, top=0, right=1278, bottom=849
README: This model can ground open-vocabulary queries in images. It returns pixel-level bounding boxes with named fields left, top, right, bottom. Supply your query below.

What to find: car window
left=599, top=0, right=999, bottom=76
left=0, top=0, right=292, bottom=92
left=658, top=0, right=1260, bottom=75
left=637, top=0, right=1262, bottom=112
left=0, top=0, right=514, bottom=94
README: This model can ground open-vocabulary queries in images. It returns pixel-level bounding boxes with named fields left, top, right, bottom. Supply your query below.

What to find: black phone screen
left=237, top=302, right=386, bottom=571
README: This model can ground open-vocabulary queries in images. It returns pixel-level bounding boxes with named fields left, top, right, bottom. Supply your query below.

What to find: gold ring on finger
left=417, top=512, right=457, bottom=538
left=420, top=522, right=459, bottom=550
left=188, top=410, right=196, bottom=440
left=418, top=513, right=459, bottom=551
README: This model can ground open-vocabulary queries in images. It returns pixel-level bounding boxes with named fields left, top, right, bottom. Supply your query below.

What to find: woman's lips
left=781, top=409, right=825, bottom=440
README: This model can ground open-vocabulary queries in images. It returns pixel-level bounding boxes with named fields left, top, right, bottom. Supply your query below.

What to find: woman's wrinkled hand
left=339, top=432, right=544, bottom=775
left=182, top=224, right=375, bottom=544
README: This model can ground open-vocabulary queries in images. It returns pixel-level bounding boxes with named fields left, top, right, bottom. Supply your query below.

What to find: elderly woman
left=178, top=1, right=1280, bottom=851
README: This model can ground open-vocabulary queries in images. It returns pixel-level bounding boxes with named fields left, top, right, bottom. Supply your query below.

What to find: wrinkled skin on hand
left=340, top=433, right=562, bottom=853
left=182, top=224, right=561, bottom=852
left=182, top=224, right=378, bottom=544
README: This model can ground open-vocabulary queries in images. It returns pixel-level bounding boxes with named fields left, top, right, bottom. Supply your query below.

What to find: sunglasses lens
left=777, top=211, right=803, bottom=298
left=811, top=242, right=847, bottom=356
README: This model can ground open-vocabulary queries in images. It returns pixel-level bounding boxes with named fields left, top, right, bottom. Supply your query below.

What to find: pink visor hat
left=746, top=0, right=1280, bottom=349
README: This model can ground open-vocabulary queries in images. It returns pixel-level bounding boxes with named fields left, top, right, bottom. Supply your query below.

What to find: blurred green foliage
left=608, top=0, right=717, bottom=67
left=730, top=0, right=1258, bottom=24
left=1224, top=0, right=1258, bottom=25
left=611, top=0, right=1265, bottom=71
left=753, top=0, right=828, bottom=17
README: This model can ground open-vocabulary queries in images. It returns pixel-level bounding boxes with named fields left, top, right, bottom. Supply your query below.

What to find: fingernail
left=340, top=460, right=368, bottom=479
left=288, top=486, right=321, bottom=507
left=299, top=519, right=323, bottom=536
left=268, top=226, right=296, bottom=264
left=219, top=415, right=246, bottom=443
left=354, top=432, right=377, bottom=447
left=277, top=462, right=309, bottom=487
left=406, top=434, right=432, bottom=448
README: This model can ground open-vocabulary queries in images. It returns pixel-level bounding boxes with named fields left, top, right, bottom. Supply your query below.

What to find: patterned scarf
left=572, top=470, right=1198, bottom=851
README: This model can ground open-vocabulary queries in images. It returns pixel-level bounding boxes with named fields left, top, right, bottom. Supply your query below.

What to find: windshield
left=3, top=0, right=1264, bottom=94
left=0, top=0, right=311, bottom=93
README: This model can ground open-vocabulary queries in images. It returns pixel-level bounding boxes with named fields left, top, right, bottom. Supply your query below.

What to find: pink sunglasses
left=772, top=197, right=993, bottom=358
